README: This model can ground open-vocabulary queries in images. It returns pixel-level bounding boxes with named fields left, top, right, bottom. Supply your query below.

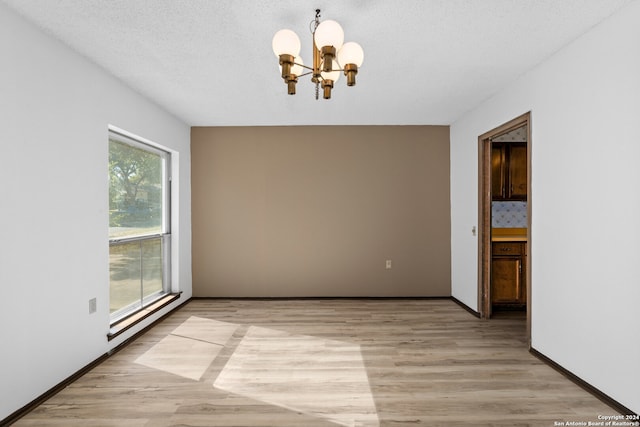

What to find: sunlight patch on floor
left=135, top=317, right=379, bottom=425
left=213, top=325, right=379, bottom=427
left=135, top=334, right=222, bottom=381
left=171, top=316, right=239, bottom=345
left=135, top=316, right=238, bottom=381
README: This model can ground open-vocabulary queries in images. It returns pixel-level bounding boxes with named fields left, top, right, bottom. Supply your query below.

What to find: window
left=108, top=129, right=171, bottom=325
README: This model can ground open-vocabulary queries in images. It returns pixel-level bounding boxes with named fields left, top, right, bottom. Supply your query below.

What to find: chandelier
left=272, top=9, right=364, bottom=100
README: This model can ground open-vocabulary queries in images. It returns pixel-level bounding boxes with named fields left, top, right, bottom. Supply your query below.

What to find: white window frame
left=108, top=127, right=172, bottom=325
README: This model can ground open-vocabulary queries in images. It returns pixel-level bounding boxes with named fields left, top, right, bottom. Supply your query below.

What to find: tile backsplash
left=492, top=201, right=527, bottom=228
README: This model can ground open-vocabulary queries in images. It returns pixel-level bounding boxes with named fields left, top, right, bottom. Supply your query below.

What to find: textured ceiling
left=2, top=0, right=633, bottom=126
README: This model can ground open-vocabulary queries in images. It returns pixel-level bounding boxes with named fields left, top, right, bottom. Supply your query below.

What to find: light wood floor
left=15, top=299, right=620, bottom=426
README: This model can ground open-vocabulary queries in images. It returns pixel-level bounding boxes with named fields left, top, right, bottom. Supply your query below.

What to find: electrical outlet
left=89, top=298, right=97, bottom=314
left=385, top=260, right=392, bottom=269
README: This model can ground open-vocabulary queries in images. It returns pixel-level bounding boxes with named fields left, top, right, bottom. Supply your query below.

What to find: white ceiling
left=2, top=0, right=633, bottom=126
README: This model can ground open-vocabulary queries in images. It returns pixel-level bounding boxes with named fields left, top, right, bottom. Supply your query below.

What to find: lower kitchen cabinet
left=491, top=241, right=526, bottom=307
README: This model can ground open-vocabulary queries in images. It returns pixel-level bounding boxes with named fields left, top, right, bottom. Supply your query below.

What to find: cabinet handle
left=500, top=247, right=511, bottom=251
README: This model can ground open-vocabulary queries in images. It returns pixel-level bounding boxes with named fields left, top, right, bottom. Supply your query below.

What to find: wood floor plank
left=14, top=299, right=621, bottom=426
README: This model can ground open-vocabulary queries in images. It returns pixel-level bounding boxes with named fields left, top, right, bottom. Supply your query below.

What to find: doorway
left=478, top=112, right=532, bottom=347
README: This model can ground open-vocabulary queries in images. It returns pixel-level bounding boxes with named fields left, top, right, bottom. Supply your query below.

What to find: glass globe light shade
left=321, top=59, right=341, bottom=82
left=272, top=29, right=301, bottom=57
left=291, top=57, right=304, bottom=76
left=314, top=20, right=344, bottom=50
left=337, top=42, right=364, bottom=67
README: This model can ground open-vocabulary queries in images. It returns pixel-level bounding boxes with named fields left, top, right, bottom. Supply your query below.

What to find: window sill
left=107, top=292, right=181, bottom=341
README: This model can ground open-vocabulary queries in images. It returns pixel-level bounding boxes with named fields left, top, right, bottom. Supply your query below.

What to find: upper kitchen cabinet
left=491, top=141, right=527, bottom=201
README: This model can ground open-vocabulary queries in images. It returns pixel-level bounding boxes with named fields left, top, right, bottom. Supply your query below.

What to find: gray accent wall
left=191, top=126, right=451, bottom=297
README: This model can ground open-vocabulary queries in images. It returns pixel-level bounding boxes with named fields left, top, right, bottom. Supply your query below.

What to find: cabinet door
left=491, top=256, right=522, bottom=304
left=508, top=143, right=527, bottom=200
left=491, top=144, right=506, bottom=199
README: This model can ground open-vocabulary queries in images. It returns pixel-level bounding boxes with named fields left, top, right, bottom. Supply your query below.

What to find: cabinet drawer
left=492, top=242, right=524, bottom=255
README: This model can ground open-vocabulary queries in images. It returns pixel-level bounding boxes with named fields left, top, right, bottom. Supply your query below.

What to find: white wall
left=0, top=4, right=191, bottom=420
left=451, top=1, right=640, bottom=413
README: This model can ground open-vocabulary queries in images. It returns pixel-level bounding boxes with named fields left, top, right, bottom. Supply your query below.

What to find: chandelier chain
left=309, top=9, right=321, bottom=34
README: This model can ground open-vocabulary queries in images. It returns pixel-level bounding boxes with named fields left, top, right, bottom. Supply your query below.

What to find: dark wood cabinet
left=491, top=142, right=527, bottom=201
left=491, top=242, right=526, bottom=307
